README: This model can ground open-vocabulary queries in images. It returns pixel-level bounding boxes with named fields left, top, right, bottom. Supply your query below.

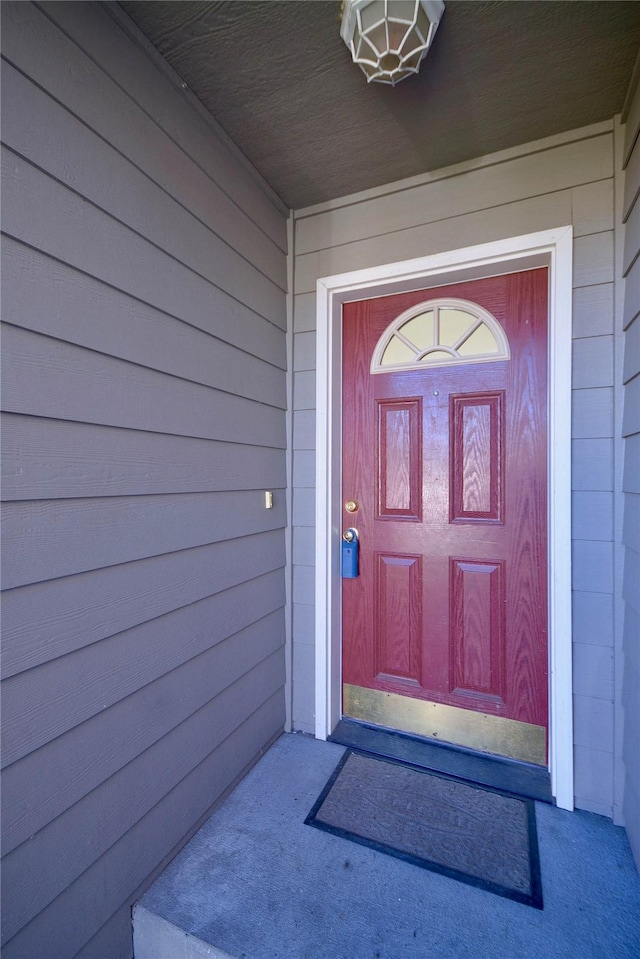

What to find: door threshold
left=329, top=719, right=553, bottom=804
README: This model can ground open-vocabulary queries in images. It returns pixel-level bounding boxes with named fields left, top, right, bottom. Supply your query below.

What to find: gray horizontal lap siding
left=0, top=3, right=288, bottom=958
left=622, top=76, right=640, bottom=870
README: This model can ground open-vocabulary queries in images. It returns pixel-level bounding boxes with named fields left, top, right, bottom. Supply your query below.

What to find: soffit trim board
left=294, top=120, right=614, bottom=220
left=622, top=46, right=640, bottom=124
left=621, top=47, right=640, bottom=167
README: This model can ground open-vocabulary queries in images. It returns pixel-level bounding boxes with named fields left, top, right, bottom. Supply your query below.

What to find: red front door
left=341, top=270, right=548, bottom=765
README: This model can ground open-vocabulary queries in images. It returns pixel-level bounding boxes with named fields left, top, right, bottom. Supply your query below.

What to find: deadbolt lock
left=345, top=500, right=359, bottom=513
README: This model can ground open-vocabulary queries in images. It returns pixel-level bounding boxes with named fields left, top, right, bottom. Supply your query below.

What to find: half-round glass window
left=370, top=298, right=510, bottom=374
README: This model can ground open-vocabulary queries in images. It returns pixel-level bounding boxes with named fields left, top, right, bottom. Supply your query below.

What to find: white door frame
left=314, top=227, right=574, bottom=811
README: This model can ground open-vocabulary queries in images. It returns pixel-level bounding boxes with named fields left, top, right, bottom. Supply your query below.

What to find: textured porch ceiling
left=119, top=1, right=640, bottom=210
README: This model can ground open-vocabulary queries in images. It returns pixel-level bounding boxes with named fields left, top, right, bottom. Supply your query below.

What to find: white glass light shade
left=341, top=0, right=445, bottom=86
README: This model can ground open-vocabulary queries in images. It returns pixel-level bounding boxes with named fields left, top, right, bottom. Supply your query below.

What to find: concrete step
left=132, top=733, right=640, bottom=959
left=133, top=904, right=235, bottom=959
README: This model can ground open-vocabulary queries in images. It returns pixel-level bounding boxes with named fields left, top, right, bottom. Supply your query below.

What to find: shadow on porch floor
left=134, top=733, right=639, bottom=959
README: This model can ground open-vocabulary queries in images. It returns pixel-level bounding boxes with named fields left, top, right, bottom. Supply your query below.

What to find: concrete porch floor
left=134, top=733, right=640, bottom=959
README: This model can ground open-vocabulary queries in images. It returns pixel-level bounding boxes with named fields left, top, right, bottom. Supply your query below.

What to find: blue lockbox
left=341, top=528, right=359, bottom=578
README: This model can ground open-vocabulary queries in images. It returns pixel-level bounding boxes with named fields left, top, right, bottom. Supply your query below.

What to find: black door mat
left=329, top=718, right=553, bottom=803
left=306, top=750, right=543, bottom=909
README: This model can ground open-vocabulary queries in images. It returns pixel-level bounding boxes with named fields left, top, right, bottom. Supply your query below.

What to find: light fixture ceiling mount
left=341, top=0, right=445, bottom=86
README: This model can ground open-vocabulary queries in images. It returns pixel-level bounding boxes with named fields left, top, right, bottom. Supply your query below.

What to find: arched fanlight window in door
left=370, top=298, right=510, bottom=373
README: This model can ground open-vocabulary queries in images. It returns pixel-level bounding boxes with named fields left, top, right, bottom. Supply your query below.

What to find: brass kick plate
left=343, top=684, right=547, bottom=766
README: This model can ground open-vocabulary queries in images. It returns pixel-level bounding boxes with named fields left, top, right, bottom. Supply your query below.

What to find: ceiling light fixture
left=341, top=0, right=445, bottom=86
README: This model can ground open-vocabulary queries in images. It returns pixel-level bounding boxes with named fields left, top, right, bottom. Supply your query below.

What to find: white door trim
left=314, top=227, right=574, bottom=811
